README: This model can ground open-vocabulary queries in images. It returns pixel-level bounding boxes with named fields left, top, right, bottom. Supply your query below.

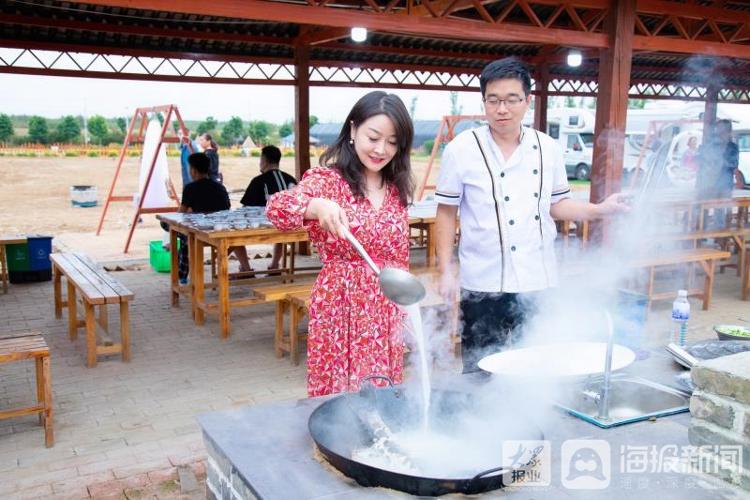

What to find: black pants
left=459, top=290, right=531, bottom=373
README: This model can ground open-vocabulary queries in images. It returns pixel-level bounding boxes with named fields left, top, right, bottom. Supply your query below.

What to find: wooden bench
left=251, top=282, right=315, bottom=362
left=286, top=290, right=311, bottom=366
left=0, top=332, right=53, bottom=447
left=657, top=227, right=750, bottom=277
left=627, top=247, right=731, bottom=310
left=0, top=235, right=27, bottom=294
left=51, top=253, right=133, bottom=368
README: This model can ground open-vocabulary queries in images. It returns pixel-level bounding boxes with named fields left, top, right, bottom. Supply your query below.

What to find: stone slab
left=199, top=372, right=743, bottom=499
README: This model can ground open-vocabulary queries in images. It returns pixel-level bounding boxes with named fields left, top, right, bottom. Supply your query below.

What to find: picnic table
left=0, top=235, right=27, bottom=293
left=158, top=213, right=310, bottom=339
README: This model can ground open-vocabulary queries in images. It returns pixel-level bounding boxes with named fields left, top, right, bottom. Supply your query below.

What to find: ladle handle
left=342, top=228, right=381, bottom=276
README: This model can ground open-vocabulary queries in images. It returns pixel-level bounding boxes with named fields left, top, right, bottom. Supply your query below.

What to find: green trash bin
left=6, top=243, right=31, bottom=272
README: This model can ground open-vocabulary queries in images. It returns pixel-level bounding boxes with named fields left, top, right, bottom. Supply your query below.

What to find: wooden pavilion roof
left=3, top=1, right=750, bottom=101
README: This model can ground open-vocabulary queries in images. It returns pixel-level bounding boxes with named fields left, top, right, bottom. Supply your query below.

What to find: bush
left=87, top=151, right=100, bottom=157
left=107, top=151, right=119, bottom=157
left=250, top=149, right=261, bottom=157
left=283, top=150, right=295, bottom=157
left=422, top=139, right=435, bottom=153
left=64, top=151, right=78, bottom=157
left=128, top=151, right=140, bottom=157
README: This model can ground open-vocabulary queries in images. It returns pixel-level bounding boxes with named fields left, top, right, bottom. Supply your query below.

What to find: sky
left=0, top=73, right=486, bottom=124
left=4, top=73, right=750, bottom=125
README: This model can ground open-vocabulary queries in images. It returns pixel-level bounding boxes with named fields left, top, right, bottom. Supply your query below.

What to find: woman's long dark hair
left=200, top=133, right=219, bottom=151
left=319, top=91, right=414, bottom=206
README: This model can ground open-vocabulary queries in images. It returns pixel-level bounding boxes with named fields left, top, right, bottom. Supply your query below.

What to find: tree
left=409, top=96, right=418, bottom=120
left=221, top=116, right=245, bottom=146
left=449, top=92, right=462, bottom=116
left=196, top=116, right=218, bottom=135
left=279, top=120, right=293, bottom=139
left=628, top=99, right=646, bottom=109
left=564, top=96, right=576, bottom=108
left=56, top=115, right=81, bottom=143
left=87, top=115, right=109, bottom=145
left=116, top=117, right=128, bottom=134
left=0, top=114, right=13, bottom=143
left=247, top=120, right=273, bottom=145
left=28, top=116, right=49, bottom=144
left=309, top=115, right=319, bottom=129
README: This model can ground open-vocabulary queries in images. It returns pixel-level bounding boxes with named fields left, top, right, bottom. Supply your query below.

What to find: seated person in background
left=178, top=152, right=231, bottom=284
left=234, top=146, right=297, bottom=272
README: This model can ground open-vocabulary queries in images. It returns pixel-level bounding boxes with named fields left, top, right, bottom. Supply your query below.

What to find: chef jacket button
left=533, top=169, right=539, bottom=174
left=535, top=215, right=540, bottom=220
left=504, top=196, right=510, bottom=202
left=509, top=219, right=515, bottom=225
left=500, top=172, right=505, bottom=178
left=532, top=145, right=538, bottom=150
left=534, top=192, right=539, bottom=198
left=511, top=246, right=517, bottom=251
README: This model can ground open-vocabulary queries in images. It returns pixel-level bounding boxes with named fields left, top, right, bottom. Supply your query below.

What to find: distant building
left=307, top=120, right=482, bottom=148
left=280, top=133, right=320, bottom=148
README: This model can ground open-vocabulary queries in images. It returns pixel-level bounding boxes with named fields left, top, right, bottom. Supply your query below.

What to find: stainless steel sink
left=556, top=374, right=691, bottom=428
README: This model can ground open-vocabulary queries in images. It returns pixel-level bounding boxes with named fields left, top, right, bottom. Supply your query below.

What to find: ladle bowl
left=343, top=228, right=426, bottom=306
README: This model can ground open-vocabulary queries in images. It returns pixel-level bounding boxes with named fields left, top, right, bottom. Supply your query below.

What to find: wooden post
left=294, top=43, right=311, bottom=179
left=590, top=0, right=636, bottom=240
left=533, top=65, right=549, bottom=134
left=295, top=42, right=312, bottom=255
left=703, top=85, right=719, bottom=145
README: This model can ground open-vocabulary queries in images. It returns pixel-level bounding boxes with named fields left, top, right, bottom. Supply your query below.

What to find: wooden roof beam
left=636, top=0, right=750, bottom=24
left=0, top=13, right=292, bottom=46
left=79, top=0, right=609, bottom=47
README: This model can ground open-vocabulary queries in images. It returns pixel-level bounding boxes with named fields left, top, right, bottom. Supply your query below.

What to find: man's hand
left=438, top=261, right=459, bottom=305
left=596, top=193, right=631, bottom=217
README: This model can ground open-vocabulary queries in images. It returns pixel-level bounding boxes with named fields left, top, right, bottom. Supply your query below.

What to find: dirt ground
left=0, top=154, right=441, bottom=261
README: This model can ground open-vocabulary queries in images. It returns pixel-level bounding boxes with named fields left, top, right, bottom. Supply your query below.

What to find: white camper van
left=730, top=122, right=750, bottom=187
left=522, top=108, right=595, bottom=180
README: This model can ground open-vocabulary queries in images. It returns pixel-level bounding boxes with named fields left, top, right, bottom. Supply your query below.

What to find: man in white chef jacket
left=435, top=58, right=629, bottom=372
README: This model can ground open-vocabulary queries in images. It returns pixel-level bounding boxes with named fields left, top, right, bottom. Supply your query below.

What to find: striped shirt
left=241, top=169, right=297, bottom=207
left=435, top=125, right=571, bottom=293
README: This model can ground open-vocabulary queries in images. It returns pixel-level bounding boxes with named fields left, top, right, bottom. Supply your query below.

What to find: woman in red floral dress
left=266, top=91, right=414, bottom=397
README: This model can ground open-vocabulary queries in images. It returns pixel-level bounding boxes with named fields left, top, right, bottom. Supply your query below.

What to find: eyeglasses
left=483, top=96, right=526, bottom=108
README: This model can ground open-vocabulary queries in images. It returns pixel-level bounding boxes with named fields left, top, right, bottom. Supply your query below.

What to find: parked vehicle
left=730, top=122, right=750, bottom=187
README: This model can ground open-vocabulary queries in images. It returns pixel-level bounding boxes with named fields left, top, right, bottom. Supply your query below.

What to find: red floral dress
left=266, top=167, right=409, bottom=397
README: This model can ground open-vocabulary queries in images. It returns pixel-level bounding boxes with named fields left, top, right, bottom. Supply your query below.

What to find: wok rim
left=308, top=388, right=544, bottom=490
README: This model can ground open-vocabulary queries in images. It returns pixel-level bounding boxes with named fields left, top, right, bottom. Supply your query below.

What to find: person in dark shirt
left=177, top=152, right=230, bottom=283
left=696, top=119, right=739, bottom=228
left=240, top=146, right=297, bottom=206
left=198, top=133, right=222, bottom=183
left=236, top=146, right=297, bottom=272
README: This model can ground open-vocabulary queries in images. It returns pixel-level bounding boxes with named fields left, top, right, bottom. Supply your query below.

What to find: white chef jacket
left=435, top=125, right=571, bottom=293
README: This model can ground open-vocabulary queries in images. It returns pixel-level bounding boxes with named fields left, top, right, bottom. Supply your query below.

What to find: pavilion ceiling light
left=567, top=49, right=583, bottom=68
left=351, top=27, right=367, bottom=43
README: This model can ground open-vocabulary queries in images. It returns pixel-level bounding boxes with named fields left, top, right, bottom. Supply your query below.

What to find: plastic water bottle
left=671, top=290, right=690, bottom=346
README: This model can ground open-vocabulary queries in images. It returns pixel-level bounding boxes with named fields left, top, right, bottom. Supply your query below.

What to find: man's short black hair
left=261, top=145, right=282, bottom=165
left=188, top=152, right=210, bottom=175
left=480, top=58, right=532, bottom=97
left=716, top=118, right=733, bottom=131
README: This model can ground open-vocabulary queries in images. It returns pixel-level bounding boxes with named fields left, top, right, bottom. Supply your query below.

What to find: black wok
left=308, top=385, right=544, bottom=496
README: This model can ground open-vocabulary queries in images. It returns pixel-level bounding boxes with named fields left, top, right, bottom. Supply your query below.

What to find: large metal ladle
left=342, top=228, right=426, bottom=306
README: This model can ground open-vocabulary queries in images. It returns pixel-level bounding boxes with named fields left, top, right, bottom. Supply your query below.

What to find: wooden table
left=158, top=214, right=310, bottom=339
left=0, top=235, right=27, bottom=294
left=408, top=216, right=436, bottom=266
left=627, top=247, right=731, bottom=310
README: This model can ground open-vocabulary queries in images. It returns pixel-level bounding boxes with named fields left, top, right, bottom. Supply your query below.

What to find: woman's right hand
left=307, top=198, right=349, bottom=239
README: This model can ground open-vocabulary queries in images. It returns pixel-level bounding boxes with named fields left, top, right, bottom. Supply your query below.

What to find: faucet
left=596, top=311, right=615, bottom=421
